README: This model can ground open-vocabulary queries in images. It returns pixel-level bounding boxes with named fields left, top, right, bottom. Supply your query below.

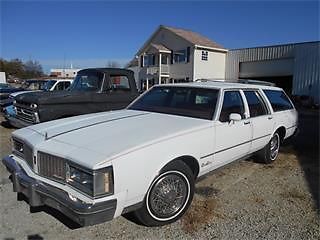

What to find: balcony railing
left=144, top=64, right=170, bottom=76
left=161, top=65, right=169, bottom=74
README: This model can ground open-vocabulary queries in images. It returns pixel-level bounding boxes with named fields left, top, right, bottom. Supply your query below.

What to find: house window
left=143, top=54, right=155, bottom=66
left=173, top=50, right=186, bottom=63
left=161, top=55, right=168, bottom=64
left=201, top=51, right=208, bottom=61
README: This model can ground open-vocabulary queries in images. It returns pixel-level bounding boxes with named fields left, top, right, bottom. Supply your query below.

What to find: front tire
left=133, top=161, right=195, bottom=226
left=258, top=132, right=281, bottom=164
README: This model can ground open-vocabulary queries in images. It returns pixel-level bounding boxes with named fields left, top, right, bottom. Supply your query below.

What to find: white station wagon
left=3, top=81, right=298, bottom=227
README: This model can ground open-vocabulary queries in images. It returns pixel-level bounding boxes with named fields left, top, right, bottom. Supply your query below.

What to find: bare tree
left=106, top=61, right=121, bottom=68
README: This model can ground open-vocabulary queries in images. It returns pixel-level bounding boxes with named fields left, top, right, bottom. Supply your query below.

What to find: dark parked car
left=0, top=80, right=49, bottom=109
left=9, top=68, right=139, bottom=128
left=0, top=83, right=23, bottom=102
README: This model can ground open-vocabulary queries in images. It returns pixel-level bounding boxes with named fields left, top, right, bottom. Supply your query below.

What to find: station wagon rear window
left=263, top=90, right=294, bottom=112
left=129, top=86, right=219, bottom=120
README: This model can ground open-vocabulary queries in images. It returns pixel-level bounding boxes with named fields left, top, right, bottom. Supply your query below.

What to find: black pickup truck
left=9, top=68, right=139, bottom=128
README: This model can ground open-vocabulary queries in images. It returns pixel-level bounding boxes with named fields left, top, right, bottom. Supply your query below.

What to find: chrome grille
left=16, top=106, right=36, bottom=123
left=38, top=152, right=66, bottom=182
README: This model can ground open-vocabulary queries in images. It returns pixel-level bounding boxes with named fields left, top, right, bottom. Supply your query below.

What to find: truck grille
left=38, top=152, right=66, bottom=182
left=16, top=106, right=37, bottom=123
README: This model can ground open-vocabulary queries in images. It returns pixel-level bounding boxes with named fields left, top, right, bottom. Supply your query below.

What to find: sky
left=0, top=0, right=319, bottom=73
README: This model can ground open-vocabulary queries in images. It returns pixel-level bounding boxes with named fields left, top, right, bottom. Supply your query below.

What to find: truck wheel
left=258, top=132, right=280, bottom=164
left=134, top=161, right=195, bottom=226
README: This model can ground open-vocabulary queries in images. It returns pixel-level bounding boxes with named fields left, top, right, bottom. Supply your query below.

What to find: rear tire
left=133, top=160, right=195, bottom=226
left=257, top=132, right=280, bottom=164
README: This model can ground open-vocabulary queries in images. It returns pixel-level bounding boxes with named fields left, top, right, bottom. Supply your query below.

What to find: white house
left=128, top=25, right=228, bottom=91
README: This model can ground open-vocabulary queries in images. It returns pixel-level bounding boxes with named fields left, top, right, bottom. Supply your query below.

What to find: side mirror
left=229, top=113, right=242, bottom=122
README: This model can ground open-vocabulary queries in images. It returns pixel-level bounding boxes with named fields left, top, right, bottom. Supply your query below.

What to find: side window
left=219, top=91, right=245, bottom=122
left=54, top=82, right=65, bottom=91
left=263, top=90, right=294, bottom=112
left=109, top=75, right=130, bottom=91
left=64, top=81, right=71, bottom=89
left=244, top=91, right=268, bottom=117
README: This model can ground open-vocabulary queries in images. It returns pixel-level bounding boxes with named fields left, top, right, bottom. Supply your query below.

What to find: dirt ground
left=0, top=112, right=319, bottom=240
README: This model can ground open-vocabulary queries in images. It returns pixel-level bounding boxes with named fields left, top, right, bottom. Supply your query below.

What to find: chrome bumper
left=2, top=155, right=117, bottom=226
left=5, top=116, right=33, bottom=128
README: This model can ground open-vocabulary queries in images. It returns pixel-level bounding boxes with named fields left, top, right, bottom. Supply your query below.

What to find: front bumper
left=0, top=98, right=13, bottom=109
left=5, top=116, right=33, bottom=128
left=2, top=155, right=117, bottom=227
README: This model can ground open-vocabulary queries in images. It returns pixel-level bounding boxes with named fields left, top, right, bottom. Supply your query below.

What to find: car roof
left=159, top=80, right=282, bottom=91
left=50, top=79, right=73, bottom=82
left=25, top=80, right=48, bottom=83
left=78, top=68, right=134, bottom=75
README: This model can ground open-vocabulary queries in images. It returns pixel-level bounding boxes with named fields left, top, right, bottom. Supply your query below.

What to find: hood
left=15, top=90, right=91, bottom=104
left=10, top=90, right=40, bottom=98
left=29, top=109, right=211, bottom=166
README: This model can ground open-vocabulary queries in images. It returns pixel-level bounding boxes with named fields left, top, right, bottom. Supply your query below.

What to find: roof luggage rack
left=238, top=79, right=276, bottom=86
left=195, top=78, right=276, bottom=87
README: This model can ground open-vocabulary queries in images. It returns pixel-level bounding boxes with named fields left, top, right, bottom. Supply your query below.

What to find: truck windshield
left=70, top=71, right=104, bottom=91
left=129, top=86, right=219, bottom=120
left=21, top=81, right=48, bottom=90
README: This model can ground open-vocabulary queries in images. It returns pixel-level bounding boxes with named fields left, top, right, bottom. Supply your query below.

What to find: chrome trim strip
left=200, top=134, right=271, bottom=159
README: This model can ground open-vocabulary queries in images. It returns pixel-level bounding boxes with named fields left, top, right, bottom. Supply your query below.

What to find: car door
left=213, top=90, right=252, bottom=168
left=243, top=90, right=274, bottom=153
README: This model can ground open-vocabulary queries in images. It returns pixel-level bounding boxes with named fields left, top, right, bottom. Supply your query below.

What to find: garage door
left=239, top=58, right=294, bottom=78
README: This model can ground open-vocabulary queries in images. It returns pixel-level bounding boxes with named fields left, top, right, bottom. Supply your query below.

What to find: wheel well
left=276, top=126, right=286, bottom=143
left=164, top=156, right=200, bottom=179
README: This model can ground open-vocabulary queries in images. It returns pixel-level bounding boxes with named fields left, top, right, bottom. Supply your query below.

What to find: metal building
left=225, top=41, right=320, bottom=103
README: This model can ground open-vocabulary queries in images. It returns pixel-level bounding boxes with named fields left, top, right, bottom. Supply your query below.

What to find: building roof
left=136, top=25, right=226, bottom=55
left=162, top=25, right=224, bottom=49
left=126, top=58, right=139, bottom=68
left=149, top=43, right=171, bottom=52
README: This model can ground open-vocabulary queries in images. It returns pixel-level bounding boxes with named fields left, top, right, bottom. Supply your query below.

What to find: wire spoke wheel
left=270, top=133, right=280, bottom=160
left=148, top=171, right=189, bottom=220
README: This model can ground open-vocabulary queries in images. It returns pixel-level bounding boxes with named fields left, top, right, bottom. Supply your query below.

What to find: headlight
left=66, top=164, right=113, bottom=198
left=12, top=138, right=24, bottom=155
left=30, top=103, right=38, bottom=109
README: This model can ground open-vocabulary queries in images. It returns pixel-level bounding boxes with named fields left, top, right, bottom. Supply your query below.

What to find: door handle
left=244, top=121, right=250, bottom=125
left=268, top=116, right=273, bottom=120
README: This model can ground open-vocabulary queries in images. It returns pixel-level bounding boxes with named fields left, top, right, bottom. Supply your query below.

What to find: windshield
left=70, top=71, right=104, bottom=91
left=0, top=83, right=10, bottom=90
left=21, top=81, right=48, bottom=90
left=129, top=86, right=219, bottom=120
left=42, top=80, right=57, bottom=91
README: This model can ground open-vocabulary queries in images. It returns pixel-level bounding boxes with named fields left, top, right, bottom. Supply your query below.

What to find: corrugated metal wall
left=226, top=42, right=320, bottom=102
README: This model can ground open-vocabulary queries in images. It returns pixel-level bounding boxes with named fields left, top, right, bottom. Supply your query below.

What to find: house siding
left=193, top=49, right=226, bottom=80
left=138, top=27, right=195, bottom=82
